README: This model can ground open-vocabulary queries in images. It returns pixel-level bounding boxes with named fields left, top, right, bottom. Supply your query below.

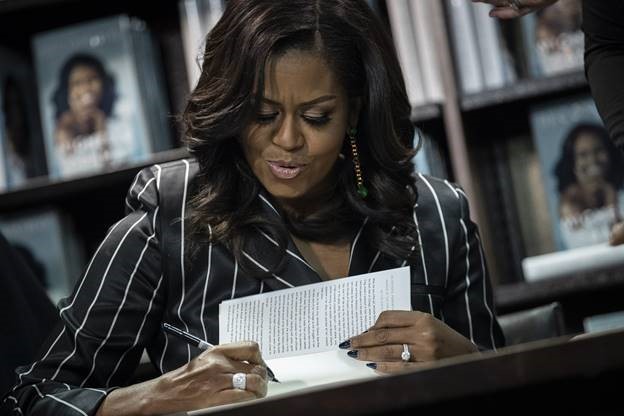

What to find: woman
left=555, top=123, right=624, bottom=220
left=52, top=53, right=116, bottom=164
left=6, top=0, right=504, bottom=414
left=554, top=123, right=624, bottom=247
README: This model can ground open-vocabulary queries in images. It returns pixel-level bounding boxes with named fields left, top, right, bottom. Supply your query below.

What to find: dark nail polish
left=366, top=363, right=377, bottom=369
left=339, top=340, right=351, bottom=349
left=347, top=350, right=358, bottom=358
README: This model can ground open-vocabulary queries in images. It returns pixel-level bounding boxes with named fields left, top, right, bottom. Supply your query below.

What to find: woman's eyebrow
left=260, top=95, right=337, bottom=107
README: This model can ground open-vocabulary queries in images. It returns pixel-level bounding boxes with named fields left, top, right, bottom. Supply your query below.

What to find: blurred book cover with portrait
left=530, top=95, right=624, bottom=251
left=32, top=15, right=171, bottom=179
left=0, top=47, right=47, bottom=190
left=0, top=208, right=85, bottom=304
left=520, top=0, right=583, bottom=78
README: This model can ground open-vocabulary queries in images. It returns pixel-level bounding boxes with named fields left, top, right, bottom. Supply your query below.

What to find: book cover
left=520, top=0, right=583, bottom=77
left=0, top=47, right=47, bottom=189
left=0, top=209, right=84, bottom=304
left=32, top=15, right=159, bottom=179
left=530, top=95, right=624, bottom=251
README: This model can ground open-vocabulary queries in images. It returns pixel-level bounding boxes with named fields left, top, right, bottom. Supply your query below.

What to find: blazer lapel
left=250, top=191, right=322, bottom=291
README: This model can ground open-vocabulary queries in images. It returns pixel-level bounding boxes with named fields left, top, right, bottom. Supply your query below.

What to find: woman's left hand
left=344, top=310, right=479, bottom=374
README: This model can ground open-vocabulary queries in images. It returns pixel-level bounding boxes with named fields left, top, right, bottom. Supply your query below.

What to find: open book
left=216, top=266, right=412, bottom=399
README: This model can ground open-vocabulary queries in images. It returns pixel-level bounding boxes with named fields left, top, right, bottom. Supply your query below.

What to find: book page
left=219, top=266, right=412, bottom=359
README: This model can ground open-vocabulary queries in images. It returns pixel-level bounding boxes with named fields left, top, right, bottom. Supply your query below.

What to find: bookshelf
left=0, top=0, right=620, bottom=334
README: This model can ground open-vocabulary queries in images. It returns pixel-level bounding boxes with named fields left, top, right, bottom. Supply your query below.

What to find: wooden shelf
left=461, top=71, right=588, bottom=111
left=495, top=268, right=624, bottom=314
left=0, top=147, right=190, bottom=211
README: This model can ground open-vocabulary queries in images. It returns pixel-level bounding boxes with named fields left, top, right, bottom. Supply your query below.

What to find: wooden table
left=186, top=329, right=624, bottom=416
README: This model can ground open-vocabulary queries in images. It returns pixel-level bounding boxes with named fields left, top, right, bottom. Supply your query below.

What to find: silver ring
left=401, top=344, right=411, bottom=362
left=508, top=0, right=522, bottom=10
left=232, top=372, right=247, bottom=390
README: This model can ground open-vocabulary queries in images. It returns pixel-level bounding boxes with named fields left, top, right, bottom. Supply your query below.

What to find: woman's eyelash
left=254, top=112, right=332, bottom=126
left=303, top=114, right=331, bottom=126
left=256, top=113, right=278, bottom=124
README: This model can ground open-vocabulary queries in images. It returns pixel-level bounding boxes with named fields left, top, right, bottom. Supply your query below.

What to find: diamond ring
left=401, top=344, right=411, bottom=362
left=232, top=372, right=247, bottom=390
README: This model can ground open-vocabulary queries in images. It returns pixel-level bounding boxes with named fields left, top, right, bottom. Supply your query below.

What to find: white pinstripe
left=60, top=219, right=126, bottom=315
left=412, top=206, right=435, bottom=315
left=259, top=194, right=280, bottom=216
left=154, top=165, right=162, bottom=191
left=125, top=172, right=141, bottom=211
left=200, top=225, right=213, bottom=342
left=107, top=273, right=164, bottom=386
left=51, top=213, right=149, bottom=381
left=475, top=233, right=497, bottom=351
left=259, top=280, right=265, bottom=294
left=348, top=217, right=369, bottom=270
left=459, top=219, right=475, bottom=343
left=230, top=260, right=239, bottom=299
left=177, top=160, right=192, bottom=363
left=368, top=251, right=381, bottom=273
left=80, top=208, right=160, bottom=387
left=31, top=384, right=88, bottom=415
left=135, top=177, right=156, bottom=204
left=15, top=328, right=66, bottom=386
left=85, top=388, right=107, bottom=395
left=159, top=332, right=169, bottom=374
left=241, top=250, right=294, bottom=288
left=443, top=180, right=460, bottom=199
left=259, top=230, right=317, bottom=272
left=5, top=394, right=23, bottom=415
left=418, top=174, right=449, bottom=287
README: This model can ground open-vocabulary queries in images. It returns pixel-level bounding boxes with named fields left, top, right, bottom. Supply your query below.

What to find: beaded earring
left=348, top=127, right=368, bottom=198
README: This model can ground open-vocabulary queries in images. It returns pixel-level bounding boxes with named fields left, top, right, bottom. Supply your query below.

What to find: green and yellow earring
left=348, top=127, right=368, bottom=198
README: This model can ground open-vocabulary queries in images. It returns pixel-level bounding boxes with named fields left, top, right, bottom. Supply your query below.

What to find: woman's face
left=67, top=64, right=103, bottom=114
left=242, top=50, right=359, bottom=210
left=573, top=132, right=610, bottom=186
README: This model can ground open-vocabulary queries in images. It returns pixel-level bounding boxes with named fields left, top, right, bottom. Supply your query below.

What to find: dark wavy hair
left=184, top=0, right=418, bottom=277
left=52, top=53, right=116, bottom=121
left=554, top=123, right=624, bottom=193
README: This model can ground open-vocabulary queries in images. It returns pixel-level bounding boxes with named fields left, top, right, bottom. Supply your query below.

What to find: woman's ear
left=348, top=97, right=362, bottom=128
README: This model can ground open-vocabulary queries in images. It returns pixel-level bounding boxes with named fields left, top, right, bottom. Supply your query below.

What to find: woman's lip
left=267, top=161, right=305, bottom=179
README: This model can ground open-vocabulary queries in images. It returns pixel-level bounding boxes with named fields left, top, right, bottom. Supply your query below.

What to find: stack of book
left=32, top=15, right=172, bottom=180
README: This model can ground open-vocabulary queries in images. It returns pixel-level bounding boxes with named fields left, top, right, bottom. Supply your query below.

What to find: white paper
left=219, top=266, right=412, bottom=360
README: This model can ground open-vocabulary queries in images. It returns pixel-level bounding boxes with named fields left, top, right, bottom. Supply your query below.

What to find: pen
left=162, top=323, right=279, bottom=383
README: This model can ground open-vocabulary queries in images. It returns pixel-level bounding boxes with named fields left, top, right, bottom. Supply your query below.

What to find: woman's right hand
left=96, top=341, right=268, bottom=416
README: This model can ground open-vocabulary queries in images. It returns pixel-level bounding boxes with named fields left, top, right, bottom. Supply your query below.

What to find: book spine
left=471, top=2, right=507, bottom=90
left=386, top=0, right=426, bottom=106
left=445, top=0, right=484, bottom=94
left=409, top=0, right=444, bottom=103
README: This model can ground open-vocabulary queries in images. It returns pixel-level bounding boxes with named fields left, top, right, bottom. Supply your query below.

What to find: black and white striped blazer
left=6, top=158, right=504, bottom=415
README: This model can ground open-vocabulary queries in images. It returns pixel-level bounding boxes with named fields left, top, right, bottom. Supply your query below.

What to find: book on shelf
left=214, top=267, right=411, bottom=402
left=519, top=0, right=583, bottom=78
left=523, top=94, right=624, bottom=281
left=0, top=208, right=85, bottom=304
left=32, top=15, right=172, bottom=180
left=584, top=310, right=624, bottom=335
left=446, top=0, right=516, bottom=94
left=178, top=0, right=225, bottom=90
left=0, top=47, right=47, bottom=190
left=385, top=0, right=426, bottom=107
